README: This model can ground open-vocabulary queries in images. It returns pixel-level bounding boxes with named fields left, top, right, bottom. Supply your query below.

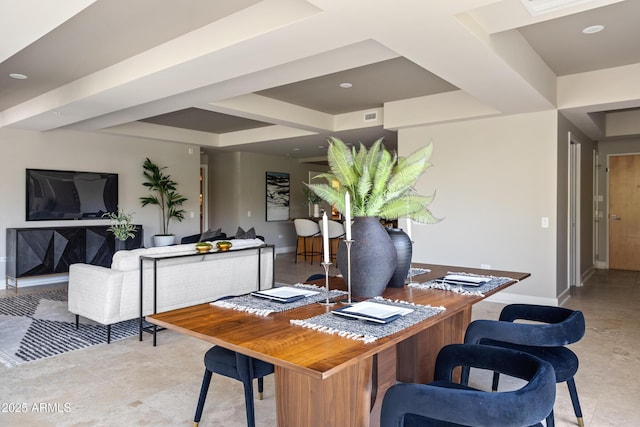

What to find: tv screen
left=26, top=169, right=118, bottom=221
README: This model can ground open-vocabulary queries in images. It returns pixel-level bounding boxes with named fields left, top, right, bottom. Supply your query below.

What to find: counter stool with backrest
left=293, top=218, right=321, bottom=264
left=463, top=304, right=586, bottom=427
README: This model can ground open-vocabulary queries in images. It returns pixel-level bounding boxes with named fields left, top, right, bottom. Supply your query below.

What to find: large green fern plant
left=306, top=137, right=439, bottom=223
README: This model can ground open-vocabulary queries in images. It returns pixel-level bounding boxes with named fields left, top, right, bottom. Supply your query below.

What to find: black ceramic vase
left=337, top=217, right=397, bottom=298
left=385, top=228, right=412, bottom=288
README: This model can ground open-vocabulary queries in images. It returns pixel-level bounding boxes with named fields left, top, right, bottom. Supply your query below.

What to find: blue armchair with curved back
left=463, top=304, right=586, bottom=427
left=381, top=343, right=556, bottom=427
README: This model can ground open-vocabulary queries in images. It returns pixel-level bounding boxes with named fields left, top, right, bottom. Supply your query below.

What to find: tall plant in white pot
left=306, top=137, right=439, bottom=297
left=140, top=158, right=187, bottom=246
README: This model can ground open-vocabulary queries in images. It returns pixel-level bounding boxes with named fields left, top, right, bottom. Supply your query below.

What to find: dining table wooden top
left=146, top=263, right=529, bottom=381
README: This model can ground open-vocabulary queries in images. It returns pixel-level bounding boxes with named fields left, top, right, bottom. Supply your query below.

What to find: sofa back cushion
left=111, top=238, right=266, bottom=272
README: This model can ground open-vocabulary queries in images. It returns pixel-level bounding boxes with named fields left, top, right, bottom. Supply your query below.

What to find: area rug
left=0, top=289, right=138, bottom=368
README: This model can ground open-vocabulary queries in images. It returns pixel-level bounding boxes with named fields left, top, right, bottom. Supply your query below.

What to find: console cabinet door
left=6, top=226, right=144, bottom=279
left=15, top=229, right=55, bottom=277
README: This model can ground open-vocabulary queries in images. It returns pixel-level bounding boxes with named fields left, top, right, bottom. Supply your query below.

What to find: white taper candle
left=322, top=212, right=330, bottom=263
left=345, top=192, right=352, bottom=240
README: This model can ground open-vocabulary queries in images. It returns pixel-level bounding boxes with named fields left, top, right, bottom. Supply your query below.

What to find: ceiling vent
left=364, top=112, right=378, bottom=122
left=520, top=0, right=594, bottom=15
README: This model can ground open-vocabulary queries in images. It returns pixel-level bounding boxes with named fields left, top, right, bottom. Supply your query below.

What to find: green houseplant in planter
left=103, top=209, right=137, bottom=251
left=140, top=158, right=188, bottom=246
left=306, top=137, right=439, bottom=297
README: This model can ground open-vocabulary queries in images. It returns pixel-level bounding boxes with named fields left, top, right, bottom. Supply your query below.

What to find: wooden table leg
left=369, top=346, right=397, bottom=427
left=396, top=307, right=472, bottom=383
left=273, top=307, right=471, bottom=426
left=275, top=358, right=373, bottom=427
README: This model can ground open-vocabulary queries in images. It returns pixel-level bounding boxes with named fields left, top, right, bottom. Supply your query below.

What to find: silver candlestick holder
left=318, top=261, right=335, bottom=306
left=341, top=239, right=354, bottom=305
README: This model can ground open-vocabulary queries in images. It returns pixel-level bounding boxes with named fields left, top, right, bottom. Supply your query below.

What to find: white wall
left=398, top=110, right=560, bottom=304
left=0, top=127, right=202, bottom=280
left=207, top=150, right=327, bottom=253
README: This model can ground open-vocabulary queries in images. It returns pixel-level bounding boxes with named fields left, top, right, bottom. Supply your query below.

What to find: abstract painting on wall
left=266, top=171, right=290, bottom=221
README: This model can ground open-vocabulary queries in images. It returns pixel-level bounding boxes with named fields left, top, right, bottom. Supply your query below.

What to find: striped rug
left=0, top=289, right=137, bottom=368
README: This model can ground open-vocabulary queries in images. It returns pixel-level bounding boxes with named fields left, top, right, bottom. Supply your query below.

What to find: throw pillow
left=235, top=226, right=256, bottom=239
left=199, top=228, right=222, bottom=242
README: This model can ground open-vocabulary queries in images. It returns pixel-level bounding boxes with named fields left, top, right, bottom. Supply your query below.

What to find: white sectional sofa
left=68, top=238, right=274, bottom=342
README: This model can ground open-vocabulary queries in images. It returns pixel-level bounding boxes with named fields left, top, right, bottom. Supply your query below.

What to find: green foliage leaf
left=311, top=137, right=439, bottom=224
left=140, top=158, right=187, bottom=234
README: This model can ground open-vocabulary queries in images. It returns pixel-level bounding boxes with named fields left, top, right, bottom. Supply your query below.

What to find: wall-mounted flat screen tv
left=26, top=169, right=118, bottom=221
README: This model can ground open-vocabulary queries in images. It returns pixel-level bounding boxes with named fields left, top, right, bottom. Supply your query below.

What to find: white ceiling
left=1, top=0, right=639, bottom=160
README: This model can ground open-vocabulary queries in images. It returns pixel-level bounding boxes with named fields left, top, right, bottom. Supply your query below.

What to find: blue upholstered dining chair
left=305, top=273, right=326, bottom=282
left=463, top=304, right=586, bottom=427
left=380, top=343, right=556, bottom=427
left=193, top=296, right=275, bottom=427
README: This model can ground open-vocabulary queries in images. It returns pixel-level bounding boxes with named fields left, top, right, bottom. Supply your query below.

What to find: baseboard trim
left=581, top=266, right=596, bottom=285
left=595, top=260, right=608, bottom=269
left=485, top=292, right=559, bottom=307
left=276, top=246, right=295, bottom=255
left=6, top=274, right=69, bottom=289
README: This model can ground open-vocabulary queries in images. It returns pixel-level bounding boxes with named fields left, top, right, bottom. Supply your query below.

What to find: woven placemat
left=409, top=267, right=430, bottom=276
left=211, top=284, right=347, bottom=316
left=408, top=272, right=517, bottom=296
left=290, top=297, right=445, bottom=344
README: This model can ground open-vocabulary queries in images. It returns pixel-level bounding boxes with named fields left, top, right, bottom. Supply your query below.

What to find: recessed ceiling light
left=339, top=82, right=352, bottom=88
left=582, top=25, right=604, bottom=34
left=291, top=148, right=300, bottom=151
left=9, top=73, right=28, bottom=79
left=318, top=145, right=326, bottom=149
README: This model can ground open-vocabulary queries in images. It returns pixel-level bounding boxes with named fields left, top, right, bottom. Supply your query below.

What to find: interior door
left=609, top=154, right=640, bottom=270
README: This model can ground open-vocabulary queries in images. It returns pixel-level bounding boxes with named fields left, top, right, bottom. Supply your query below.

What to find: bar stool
left=293, top=218, right=321, bottom=264
left=318, top=219, right=345, bottom=265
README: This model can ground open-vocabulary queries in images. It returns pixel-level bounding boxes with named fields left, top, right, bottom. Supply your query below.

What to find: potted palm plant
left=103, top=209, right=137, bottom=251
left=306, top=137, right=439, bottom=297
left=140, top=158, right=187, bottom=246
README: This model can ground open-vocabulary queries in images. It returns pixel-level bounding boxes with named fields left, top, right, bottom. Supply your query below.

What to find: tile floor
left=0, top=253, right=638, bottom=426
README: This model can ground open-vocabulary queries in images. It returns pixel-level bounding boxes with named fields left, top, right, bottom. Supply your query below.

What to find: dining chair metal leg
left=193, top=369, right=213, bottom=427
left=241, top=376, right=257, bottom=427
left=567, top=378, right=584, bottom=427
left=547, top=409, right=555, bottom=427
left=257, top=377, right=264, bottom=400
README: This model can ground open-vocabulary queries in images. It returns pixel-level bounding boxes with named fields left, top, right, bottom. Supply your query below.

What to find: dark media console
left=6, top=225, right=143, bottom=290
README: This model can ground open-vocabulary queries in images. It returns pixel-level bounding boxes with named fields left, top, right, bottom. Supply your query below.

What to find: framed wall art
left=265, top=171, right=290, bottom=221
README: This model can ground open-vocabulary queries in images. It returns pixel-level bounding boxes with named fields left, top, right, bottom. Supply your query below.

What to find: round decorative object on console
left=216, top=241, right=233, bottom=251
left=195, top=242, right=213, bottom=253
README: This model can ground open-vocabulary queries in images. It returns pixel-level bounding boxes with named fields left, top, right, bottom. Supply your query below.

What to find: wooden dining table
left=146, top=263, right=529, bottom=427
